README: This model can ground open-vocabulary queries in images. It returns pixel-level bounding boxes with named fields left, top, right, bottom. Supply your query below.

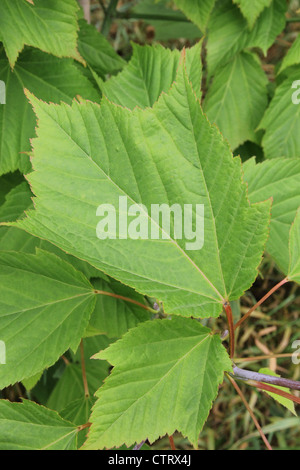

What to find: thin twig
left=232, top=366, right=300, bottom=391
left=234, top=278, right=289, bottom=330
left=227, top=374, right=273, bottom=450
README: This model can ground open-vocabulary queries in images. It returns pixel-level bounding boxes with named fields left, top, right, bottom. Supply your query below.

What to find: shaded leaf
left=204, top=52, right=268, bottom=150
left=77, top=19, right=125, bottom=78
left=60, top=396, right=96, bottom=448
left=88, top=278, right=151, bottom=338
left=47, top=336, right=111, bottom=412
left=232, top=0, right=273, bottom=29
left=206, top=0, right=286, bottom=76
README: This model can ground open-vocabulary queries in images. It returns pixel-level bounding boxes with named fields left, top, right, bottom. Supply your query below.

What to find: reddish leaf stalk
left=248, top=380, right=300, bottom=405
left=227, top=374, right=273, bottom=450
left=234, top=277, right=289, bottom=330
left=94, top=290, right=153, bottom=311
left=168, top=435, right=176, bottom=450
left=224, top=302, right=235, bottom=358
left=77, top=422, right=91, bottom=432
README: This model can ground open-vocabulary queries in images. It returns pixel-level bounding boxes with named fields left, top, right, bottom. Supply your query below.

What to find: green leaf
left=232, top=0, right=273, bottom=29
left=77, top=19, right=125, bottom=78
left=0, top=399, right=78, bottom=450
left=0, top=181, right=103, bottom=279
left=288, top=209, right=300, bottom=283
left=258, top=368, right=296, bottom=415
left=82, top=317, right=232, bottom=449
left=13, top=64, right=271, bottom=319
left=173, top=0, right=216, bottom=31
left=204, top=52, right=268, bottom=150
left=278, top=34, right=300, bottom=75
left=0, top=0, right=82, bottom=67
left=244, top=157, right=300, bottom=274
left=0, top=249, right=96, bottom=388
left=0, top=48, right=99, bottom=175
left=100, top=42, right=202, bottom=108
left=206, top=0, right=287, bottom=76
left=88, top=278, right=151, bottom=338
left=258, top=69, right=300, bottom=159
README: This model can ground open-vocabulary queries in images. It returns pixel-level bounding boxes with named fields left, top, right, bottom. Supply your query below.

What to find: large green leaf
left=11, top=64, right=271, bottom=319
left=0, top=399, right=78, bottom=450
left=0, top=48, right=99, bottom=175
left=258, top=69, right=300, bottom=159
left=288, top=210, right=300, bottom=283
left=100, top=42, right=202, bottom=108
left=204, top=52, right=268, bottom=150
left=0, top=0, right=82, bottom=67
left=232, top=0, right=273, bottom=29
left=206, top=0, right=287, bottom=76
left=0, top=249, right=96, bottom=388
left=244, top=157, right=300, bottom=274
left=82, top=317, right=232, bottom=449
left=173, top=0, right=216, bottom=31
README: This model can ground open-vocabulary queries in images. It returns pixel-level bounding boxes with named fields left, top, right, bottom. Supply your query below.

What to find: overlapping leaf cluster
left=0, top=0, right=299, bottom=451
